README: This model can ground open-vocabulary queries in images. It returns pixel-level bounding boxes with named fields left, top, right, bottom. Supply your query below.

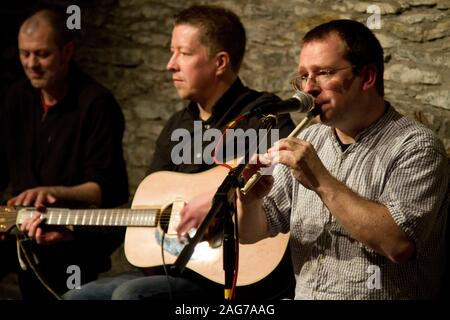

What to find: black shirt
left=0, top=64, right=129, bottom=208
left=145, top=78, right=297, bottom=300
left=0, top=64, right=130, bottom=295
left=147, top=78, right=296, bottom=175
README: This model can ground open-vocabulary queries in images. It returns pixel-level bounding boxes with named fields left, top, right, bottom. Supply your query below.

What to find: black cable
left=160, top=230, right=173, bottom=300
left=16, top=232, right=62, bottom=300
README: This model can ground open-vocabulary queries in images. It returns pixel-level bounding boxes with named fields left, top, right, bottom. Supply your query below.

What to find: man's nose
left=166, top=53, right=178, bottom=71
left=27, top=54, right=38, bottom=68
left=302, top=77, right=321, bottom=95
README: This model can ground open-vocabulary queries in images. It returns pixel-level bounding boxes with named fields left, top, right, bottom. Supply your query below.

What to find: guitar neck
left=17, top=208, right=159, bottom=227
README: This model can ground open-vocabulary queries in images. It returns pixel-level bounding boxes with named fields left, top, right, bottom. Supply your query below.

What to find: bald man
left=0, top=8, right=129, bottom=300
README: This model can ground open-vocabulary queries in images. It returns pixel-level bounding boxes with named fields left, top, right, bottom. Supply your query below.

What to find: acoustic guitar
left=0, top=165, right=289, bottom=286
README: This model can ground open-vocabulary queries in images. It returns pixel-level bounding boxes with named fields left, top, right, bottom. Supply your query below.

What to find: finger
left=270, top=138, right=305, bottom=154
left=19, top=218, right=29, bottom=232
left=256, top=153, right=272, bottom=167
left=23, top=191, right=37, bottom=207
left=269, top=149, right=297, bottom=167
left=35, top=227, right=43, bottom=245
left=270, top=139, right=281, bottom=152
left=25, top=213, right=39, bottom=236
left=176, top=208, right=188, bottom=234
left=270, top=139, right=291, bottom=152
left=7, top=197, right=17, bottom=207
left=35, top=192, right=46, bottom=208
left=178, top=202, right=188, bottom=217
left=28, top=213, right=44, bottom=238
left=20, top=212, right=40, bottom=232
left=46, top=193, right=57, bottom=204
left=248, top=153, right=271, bottom=166
left=176, top=209, right=195, bottom=235
left=268, top=141, right=295, bottom=163
left=177, top=220, right=195, bottom=236
left=176, top=218, right=194, bottom=236
left=13, top=193, right=26, bottom=206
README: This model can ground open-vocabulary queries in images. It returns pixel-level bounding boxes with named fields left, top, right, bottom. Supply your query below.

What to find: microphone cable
left=212, top=115, right=247, bottom=170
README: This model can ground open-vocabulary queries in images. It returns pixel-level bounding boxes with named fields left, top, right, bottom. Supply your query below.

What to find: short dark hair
left=303, top=19, right=384, bottom=96
left=21, top=6, right=78, bottom=48
left=174, top=5, right=246, bottom=73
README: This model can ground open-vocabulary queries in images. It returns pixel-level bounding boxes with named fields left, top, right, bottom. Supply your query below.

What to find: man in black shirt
left=0, top=8, right=129, bottom=300
left=63, top=4, right=295, bottom=300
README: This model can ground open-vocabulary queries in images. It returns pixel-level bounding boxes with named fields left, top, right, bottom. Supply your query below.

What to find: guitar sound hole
left=158, top=205, right=173, bottom=234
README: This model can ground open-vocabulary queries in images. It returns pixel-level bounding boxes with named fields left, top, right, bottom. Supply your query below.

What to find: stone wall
left=1, top=0, right=450, bottom=199
left=0, top=0, right=449, bottom=300
left=74, top=0, right=450, bottom=197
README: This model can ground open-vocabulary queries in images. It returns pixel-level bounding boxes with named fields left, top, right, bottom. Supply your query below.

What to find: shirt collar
left=328, top=101, right=396, bottom=150
left=186, top=78, right=246, bottom=123
left=36, top=62, right=80, bottom=113
left=353, top=101, right=395, bottom=142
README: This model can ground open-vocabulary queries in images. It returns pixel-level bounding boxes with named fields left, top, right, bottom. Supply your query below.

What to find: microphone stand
left=171, top=114, right=278, bottom=300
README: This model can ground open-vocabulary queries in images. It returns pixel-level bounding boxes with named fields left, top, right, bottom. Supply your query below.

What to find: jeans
left=62, top=269, right=222, bottom=300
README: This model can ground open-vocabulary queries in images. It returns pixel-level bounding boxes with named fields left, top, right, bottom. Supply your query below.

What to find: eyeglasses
left=291, top=65, right=356, bottom=91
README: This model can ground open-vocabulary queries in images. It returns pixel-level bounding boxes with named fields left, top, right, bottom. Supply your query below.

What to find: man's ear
left=215, top=51, right=230, bottom=76
left=62, top=41, right=75, bottom=64
left=361, top=64, right=377, bottom=92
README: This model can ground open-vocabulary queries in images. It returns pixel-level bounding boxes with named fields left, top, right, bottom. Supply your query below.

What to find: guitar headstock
left=0, top=206, right=18, bottom=234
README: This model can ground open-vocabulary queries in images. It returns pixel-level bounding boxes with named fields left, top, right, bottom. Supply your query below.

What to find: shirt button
left=204, top=124, right=210, bottom=129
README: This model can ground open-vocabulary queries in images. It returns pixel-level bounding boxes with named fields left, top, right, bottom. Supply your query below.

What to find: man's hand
left=176, top=190, right=215, bottom=236
left=268, top=138, right=330, bottom=191
left=6, top=182, right=102, bottom=208
left=7, top=186, right=58, bottom=207
left=235, top=154, right=274, bottom=244
left=19, top=208, right=74, bottom=245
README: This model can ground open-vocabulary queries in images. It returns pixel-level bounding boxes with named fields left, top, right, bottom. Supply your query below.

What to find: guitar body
left=125, top=166, right=290, bottom=286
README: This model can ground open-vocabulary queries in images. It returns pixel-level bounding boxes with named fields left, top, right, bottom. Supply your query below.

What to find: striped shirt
left=263, top=104, right=449, bottom=299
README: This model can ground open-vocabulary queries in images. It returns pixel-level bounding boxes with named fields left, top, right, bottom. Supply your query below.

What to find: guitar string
left=34, top=210, right=176, bottom=225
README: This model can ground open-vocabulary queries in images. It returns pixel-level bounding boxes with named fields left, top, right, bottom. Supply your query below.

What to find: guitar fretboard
left=17, top=208, right=158, bottom=227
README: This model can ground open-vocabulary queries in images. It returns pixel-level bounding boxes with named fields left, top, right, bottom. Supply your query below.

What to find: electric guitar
left=0, top=165, right=289, bottom=286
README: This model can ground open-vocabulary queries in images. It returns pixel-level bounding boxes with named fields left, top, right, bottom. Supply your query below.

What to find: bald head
left=21, top=11, right=49, bottom=35
left=19, top=12, right=56, bottom=49
left=19, top=9, right=74, bottom=48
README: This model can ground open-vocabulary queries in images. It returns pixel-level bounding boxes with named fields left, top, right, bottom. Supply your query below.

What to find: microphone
left=246, top=90, right=315, bottom=118
left=240, top=91, right=320, bottom=195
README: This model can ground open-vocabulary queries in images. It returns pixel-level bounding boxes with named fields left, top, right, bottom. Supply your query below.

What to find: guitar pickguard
left=154, top=229, right=205, bottom=261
